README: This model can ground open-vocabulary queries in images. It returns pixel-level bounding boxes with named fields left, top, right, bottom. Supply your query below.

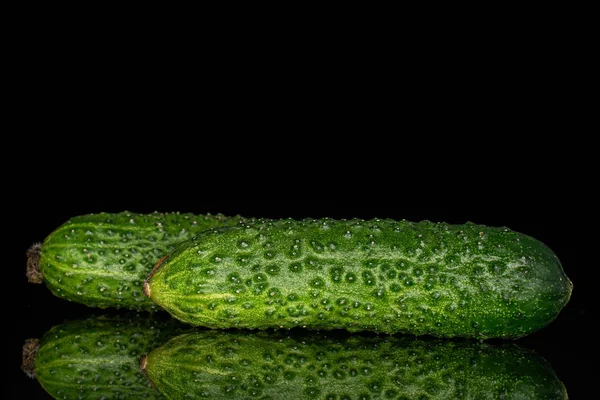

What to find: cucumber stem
left=22, top=338, right=40, bottom=378
left=143, top=255, right=169, bottom=298
left=139, top=354, right=157, bottom=388
left=26, top=243, right=43, bottom=284
left=142, top=280, right=151, bottom=297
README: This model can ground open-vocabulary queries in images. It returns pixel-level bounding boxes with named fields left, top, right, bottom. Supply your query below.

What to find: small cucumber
left=22, top=313, right=187, bottom=399
left=145, top=218, right=572, bottom=338
left=28, top=211, right=244, bottom=310
left=141, top=329, right=568, bottom=400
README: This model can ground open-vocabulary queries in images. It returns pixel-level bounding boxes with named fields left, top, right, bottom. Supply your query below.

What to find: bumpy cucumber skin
left=143, top=330, right=567, bottom=400
left=39, top=211, right=244, bottom=310
left=32, top=314, right=187, bottom=400
left=147, top=218, right=572, bottom=338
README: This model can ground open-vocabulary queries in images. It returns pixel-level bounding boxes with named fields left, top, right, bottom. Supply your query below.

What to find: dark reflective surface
left=144, top=328, right=567, bottom=399
left=23, top=312, right=572, bottom=399
left=11, top=203, right=588, bottom=399
left=16, top=304, right=586, bottom=399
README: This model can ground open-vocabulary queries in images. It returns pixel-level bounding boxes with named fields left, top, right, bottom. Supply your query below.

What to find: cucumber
left=22, top=313, right=187, bottom=399
left=27, top=211, right=244, bottom=310
left=141, top=329, right=568, bottom=400
left=144, top=218, right=572, bottom=338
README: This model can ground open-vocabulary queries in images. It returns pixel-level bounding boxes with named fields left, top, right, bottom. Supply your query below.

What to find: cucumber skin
left=39, top=211, right=244, bottom=310
left=31, top=313, right=187, bottom=400
left=146, top=218, right=572, bottom=338
left=143, top=329, right=567, bottom=400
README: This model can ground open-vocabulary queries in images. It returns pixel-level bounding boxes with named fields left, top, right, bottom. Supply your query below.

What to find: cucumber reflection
left=143, top=329, right=568, bottom=400
left=23, top=312, right=186, bottom=399
left=24, top=315, right=567, bottom=399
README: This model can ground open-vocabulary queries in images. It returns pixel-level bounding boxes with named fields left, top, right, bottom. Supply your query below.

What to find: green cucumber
left=27, top=211, right=244, bottom=310
left=22, top=313, right=187, bottom=399
left=145, top=218, right=572, bottom=338
left=141, top=329, right=568, bottom=400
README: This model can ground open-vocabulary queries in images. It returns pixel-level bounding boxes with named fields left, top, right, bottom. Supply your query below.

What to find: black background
left=9, top=140, right=588, bottom=398
left=6, top=45, right=590, bottom=396
left=6, top=7, right=594, bottom=398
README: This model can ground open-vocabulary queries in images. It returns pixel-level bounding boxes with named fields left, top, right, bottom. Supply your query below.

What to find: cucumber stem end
left=22, top=338, right=40, bottom=378
left=143, top=255, right=169, bottom=298
left=139, top=354, right=157, bottom=389
left=26, top=243, right=43, bottom=284
left=143, top=280, right=151, bottom=297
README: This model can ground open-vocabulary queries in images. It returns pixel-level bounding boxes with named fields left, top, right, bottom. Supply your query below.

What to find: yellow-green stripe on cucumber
left=28, top=211, right=244, bottom=310
left=145, top=218, right=572, bottom=338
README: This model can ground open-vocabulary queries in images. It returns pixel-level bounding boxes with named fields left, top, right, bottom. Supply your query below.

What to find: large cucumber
left=144, top=218, right=572, bottom=338
left=141, top=329, right=568, bottom=400
left=27, top=211, right=244, bottom=310
left=22, top=313, right=187, bottom=399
